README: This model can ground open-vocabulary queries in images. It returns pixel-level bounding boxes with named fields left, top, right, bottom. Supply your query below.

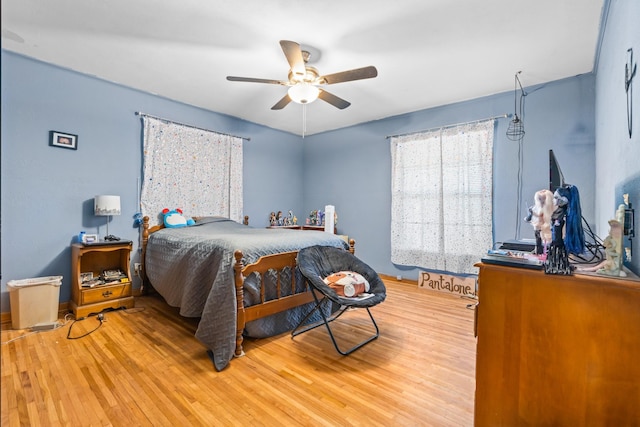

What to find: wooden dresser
left=474, top=263, right=640, bottom=426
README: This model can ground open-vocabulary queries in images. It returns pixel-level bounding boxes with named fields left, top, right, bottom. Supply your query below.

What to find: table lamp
left=94, top=195, right=121, bottom=240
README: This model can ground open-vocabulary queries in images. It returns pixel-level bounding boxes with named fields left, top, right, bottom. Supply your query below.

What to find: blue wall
left=0, top=53, right=599, bottom=312
left=3, top=0, right=639, bottom=313
left=302, top=76, right=596, bottom=279
left=1, top=51, right=304, bottom=312
left=594, top=0, right=640, bottom=274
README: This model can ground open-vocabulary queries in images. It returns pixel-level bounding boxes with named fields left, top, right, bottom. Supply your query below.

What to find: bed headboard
left=141, top=215, right=249, bottom=248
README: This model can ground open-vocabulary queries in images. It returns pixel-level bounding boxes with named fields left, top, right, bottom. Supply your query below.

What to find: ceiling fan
left=226, top=40, right=378, bottom=110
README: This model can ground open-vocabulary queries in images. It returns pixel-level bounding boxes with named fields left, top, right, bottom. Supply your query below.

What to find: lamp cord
left=512, top=72, right=527, bottom=239
left=67, top=314, right=104, bottom=340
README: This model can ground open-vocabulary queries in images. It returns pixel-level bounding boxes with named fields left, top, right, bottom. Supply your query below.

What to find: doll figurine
left=525, top=189, right=554, bottom=256
left=595, top=205, right=626, bottom=277
left=544, top=185, right=585, bottom=275
left=576, top=204, right=627, bottom=277
left=598, top=220, right=624, bottom=276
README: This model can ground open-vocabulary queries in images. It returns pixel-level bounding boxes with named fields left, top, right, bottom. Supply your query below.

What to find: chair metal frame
left=291, top=287, right=380, bottom=355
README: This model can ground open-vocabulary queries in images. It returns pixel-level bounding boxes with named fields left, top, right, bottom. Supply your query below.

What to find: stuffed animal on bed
left=162, top=208, right=195, bottom=228
left=323, top=271, right=370, bottom=297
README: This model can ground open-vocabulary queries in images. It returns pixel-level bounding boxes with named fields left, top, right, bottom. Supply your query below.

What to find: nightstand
left=70, top=242, right=135, bottom=318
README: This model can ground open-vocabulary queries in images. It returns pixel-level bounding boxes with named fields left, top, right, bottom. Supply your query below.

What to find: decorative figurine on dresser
left=288, top=210, right=297, bottom=225
left=307, top=210, right=318, bottom=225
left=598, top=214, right=625, bottom=277
left=578, top=203, right=628, bottom=277
left=544, top=185, right=585, bottom=275
left=525, top=189, right=555, bottom=256
left=269, top=210, right=297, bottom=226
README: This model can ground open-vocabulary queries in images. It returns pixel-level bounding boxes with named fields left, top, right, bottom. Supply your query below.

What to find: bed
left=141, top=215, right=355, bottom=371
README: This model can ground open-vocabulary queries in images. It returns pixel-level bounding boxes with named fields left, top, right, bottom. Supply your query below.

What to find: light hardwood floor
left=1, top=280, right=477, bottom=426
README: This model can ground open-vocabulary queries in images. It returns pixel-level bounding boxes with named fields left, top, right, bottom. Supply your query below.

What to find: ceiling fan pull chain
left=302, top=104, right=307, bottom=138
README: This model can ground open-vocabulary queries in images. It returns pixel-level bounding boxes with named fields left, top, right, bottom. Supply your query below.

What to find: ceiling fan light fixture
left=288, top=82, right=320, bottom=104
left=227, top=40, right=376, bottom=111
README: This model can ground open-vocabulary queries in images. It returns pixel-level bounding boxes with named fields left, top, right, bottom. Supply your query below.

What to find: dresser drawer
left=81, top=282, right=131, bottom=305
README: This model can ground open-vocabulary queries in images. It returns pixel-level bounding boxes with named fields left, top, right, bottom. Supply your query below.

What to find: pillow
left=323, top=271, right=370, bottom=297
left=162, top=208, right=195, bottom=228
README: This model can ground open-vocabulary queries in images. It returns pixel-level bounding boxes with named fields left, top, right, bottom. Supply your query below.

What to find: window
left=140, top=116, right=243, bottom=226
left=390, top=120, right=494, bottom=274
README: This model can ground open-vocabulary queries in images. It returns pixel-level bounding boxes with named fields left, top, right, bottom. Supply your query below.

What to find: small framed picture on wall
left=49, top=131, right=78, bottom=150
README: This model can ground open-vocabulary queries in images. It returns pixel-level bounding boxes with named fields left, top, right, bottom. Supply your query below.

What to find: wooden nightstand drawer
left=81, top=282, right=131, bottom=305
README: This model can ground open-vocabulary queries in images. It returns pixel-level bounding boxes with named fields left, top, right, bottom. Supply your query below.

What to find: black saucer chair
left=292, top=245, right=387, bottom=355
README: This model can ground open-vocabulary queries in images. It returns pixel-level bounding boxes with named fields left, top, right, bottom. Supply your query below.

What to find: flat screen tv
left=549, top=149, right=566, bottom=192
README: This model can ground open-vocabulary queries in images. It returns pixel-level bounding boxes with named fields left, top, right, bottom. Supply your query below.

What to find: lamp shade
left=94, top=195, right=121, bottom=216
left=288, top=82, right=320, bottom=104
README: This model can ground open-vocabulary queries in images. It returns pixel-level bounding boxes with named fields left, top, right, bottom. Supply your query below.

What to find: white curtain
left=390, top=120, right=494, bottom=274
left=141, top=116, right=243, bottom=226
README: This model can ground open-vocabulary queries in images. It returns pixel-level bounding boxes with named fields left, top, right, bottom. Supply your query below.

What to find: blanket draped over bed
left=144, top=217, right=349, bottom=371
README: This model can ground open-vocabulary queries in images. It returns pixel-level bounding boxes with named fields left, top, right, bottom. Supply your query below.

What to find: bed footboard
left=233, top=250, right=310, bottom=357
left=232, top=239, right=355, bottom=357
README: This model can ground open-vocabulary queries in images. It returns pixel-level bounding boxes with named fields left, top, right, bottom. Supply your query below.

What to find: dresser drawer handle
left=102, top=290, right=113, bottom=298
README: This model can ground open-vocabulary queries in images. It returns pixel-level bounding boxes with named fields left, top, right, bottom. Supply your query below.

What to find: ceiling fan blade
left=271, top=94, right=292, bottom=110
left=279, top=40, right=306, bottom=79
left=320, top=66, right=378, bottom=85
left=227, top=76, right=288, bottom=85
left=318, top=89, right=351, bottom=109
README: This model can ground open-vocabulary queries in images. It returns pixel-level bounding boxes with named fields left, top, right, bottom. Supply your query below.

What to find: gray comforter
left=144, top=217, right=349, bottom=371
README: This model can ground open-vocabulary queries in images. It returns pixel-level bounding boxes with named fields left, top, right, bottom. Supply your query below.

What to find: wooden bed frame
left=140, top=215, right=355, bottom=358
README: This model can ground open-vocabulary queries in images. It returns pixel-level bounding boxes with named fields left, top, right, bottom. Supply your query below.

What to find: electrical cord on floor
left=1, top=313, right=74, bottom=345
left=67, top=313, right=105, bottom=340
left=1, top=330, right=39, bottom=345
left=4, top=307, right=142, bottom=344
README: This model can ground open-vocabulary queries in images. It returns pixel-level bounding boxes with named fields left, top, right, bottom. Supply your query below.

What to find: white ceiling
left=1, top=0, right=604, bottom=136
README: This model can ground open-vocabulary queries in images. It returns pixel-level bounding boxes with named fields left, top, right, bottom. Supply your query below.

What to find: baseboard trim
left=379, top=273, right=417, bottom=286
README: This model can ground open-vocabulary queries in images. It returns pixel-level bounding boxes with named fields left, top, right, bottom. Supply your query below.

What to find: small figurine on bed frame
left=525, top=189, right=555, bottom=257
left=269, top=211, right=277, bottom=226
left=544, top=185, right=585, bottom=275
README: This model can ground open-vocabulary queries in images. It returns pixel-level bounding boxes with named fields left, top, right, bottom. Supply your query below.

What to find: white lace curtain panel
left=390, top=120, right=494, bottom=274
left=140, top=116, right=243, bottom=226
